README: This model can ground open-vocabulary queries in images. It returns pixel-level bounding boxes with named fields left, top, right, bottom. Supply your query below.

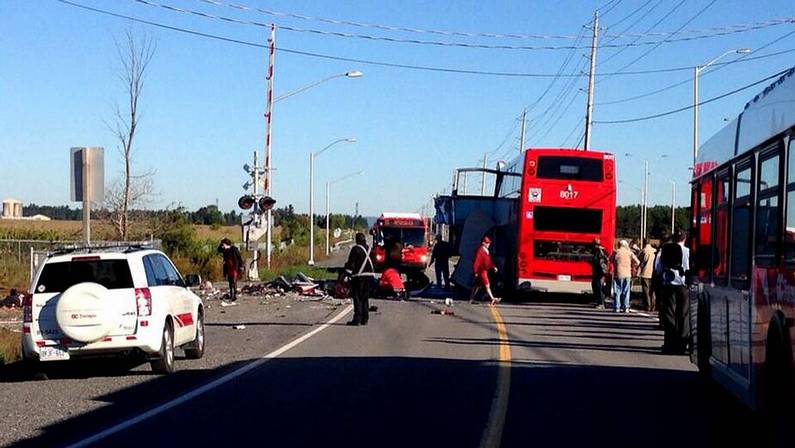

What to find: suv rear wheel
left=184, top=310, right=205, bottom=360
left=150, top=321, right=175, bottom=374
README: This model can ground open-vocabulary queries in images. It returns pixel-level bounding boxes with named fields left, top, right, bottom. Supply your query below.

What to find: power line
left=60, top=0, right=768, bottom=80
left=598, top=0, right=683, bottom=67
left=133, top=0, right=795, bottom=52
left=193, top=0, right=795, bottom=41
left=596, top=29, right=795, bottom=105
left=607, top=0, right=718, bottom=77
left=593, top=67, right=790, bottom=124
left=605, top=0, right=654, bottom=29
left=601, top=0, right=624, bottom=17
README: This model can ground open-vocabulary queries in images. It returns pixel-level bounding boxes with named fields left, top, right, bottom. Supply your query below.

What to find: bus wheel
left=696, top=294, right=711, bottom=376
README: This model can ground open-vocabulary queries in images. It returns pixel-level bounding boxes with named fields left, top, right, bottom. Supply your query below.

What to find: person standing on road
left=611, top=240, right=640, bottom=313
left=591, top=238, right=609, bottom=309
left=655, top=230, right=691, bottom=354
left=344, top=232, right=375, bottom=326
left=217, top=238, right=244, bottom=302
left=430, top=234, right=453, bottom=289
left=640, top=239, right=657, bottom=312
left=469, top=236, right=500, bottom=305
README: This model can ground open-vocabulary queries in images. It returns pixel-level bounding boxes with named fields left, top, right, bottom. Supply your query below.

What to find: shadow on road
left=5, top=354, right=765, bottom=448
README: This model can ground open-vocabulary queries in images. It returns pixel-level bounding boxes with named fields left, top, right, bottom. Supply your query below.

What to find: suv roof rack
left=47, top=241, right=159, bottom=257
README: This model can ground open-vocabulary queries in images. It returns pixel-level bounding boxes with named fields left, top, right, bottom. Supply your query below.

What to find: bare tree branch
left=104, top=29, right=157, bottom=240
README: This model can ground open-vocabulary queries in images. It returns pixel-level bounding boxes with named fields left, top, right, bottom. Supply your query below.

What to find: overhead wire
left=593, top=67, right=791, bottom=124
left=596, top=29, right=795, bottom=105
left=605, top=0, right=654, bottom=29
left=598, top=0, right=682, bottom=67
left=606, top=0, right=718, bottom=77
left=132, top=0, right=795, bottom=51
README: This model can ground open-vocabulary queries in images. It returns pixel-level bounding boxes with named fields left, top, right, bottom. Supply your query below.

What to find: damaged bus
left=435, top=148, right=616, bottom=296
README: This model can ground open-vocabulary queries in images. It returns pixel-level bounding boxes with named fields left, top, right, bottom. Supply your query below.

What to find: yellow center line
left=481, top=304, right=512, bottom=448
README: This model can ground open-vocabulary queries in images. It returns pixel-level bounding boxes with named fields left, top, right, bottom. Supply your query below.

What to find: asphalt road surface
left=5, top=292, right=769, bottom=448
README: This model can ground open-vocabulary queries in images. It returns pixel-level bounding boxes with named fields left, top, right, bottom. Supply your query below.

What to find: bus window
left=785, top=139, right=795, bottom=264
left=755, top=148, right=781, bottom=267
left=731, top=163, right=753, bottom=289
left=696, top=178, right=713, bottom=282
left=713, top=172, right=730, bottom=284
left=537, top=156, right=603, bottom=181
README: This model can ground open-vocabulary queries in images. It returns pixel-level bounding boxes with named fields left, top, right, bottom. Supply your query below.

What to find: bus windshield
left=380, top=227, right=426, bottom=247
left=537, top=156, right=603, bottom=181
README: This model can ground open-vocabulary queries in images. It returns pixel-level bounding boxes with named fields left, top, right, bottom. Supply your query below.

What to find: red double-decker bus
left=689, top=66, right=795, bottom=418
left=505, top=148, right=616, bottom=294
left=438, top=148, right=615, bottom=295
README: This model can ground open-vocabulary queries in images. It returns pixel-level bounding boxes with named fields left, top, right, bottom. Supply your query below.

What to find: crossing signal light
left=238, top=195, right=255, bottom=210
left=259, top=196, right=276, bottom=211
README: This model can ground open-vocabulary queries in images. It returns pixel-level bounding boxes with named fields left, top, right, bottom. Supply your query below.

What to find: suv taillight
left=135, top=288, right=152, bottom=317
left=22, top=294, right=32, bottom=323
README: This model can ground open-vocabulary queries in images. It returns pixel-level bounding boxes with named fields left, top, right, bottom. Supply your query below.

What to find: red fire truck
left=370, top=212, right=430, bottom=273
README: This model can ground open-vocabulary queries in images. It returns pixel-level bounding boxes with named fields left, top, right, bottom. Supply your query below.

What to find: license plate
left=557, top=275, right=571, bottom=282
left=39, top=345, right=70, bottom=361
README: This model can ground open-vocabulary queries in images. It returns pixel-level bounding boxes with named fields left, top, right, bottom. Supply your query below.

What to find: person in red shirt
left=217, top=238, right=244, bottom=302
left=469, top=236, right=500, bottom=305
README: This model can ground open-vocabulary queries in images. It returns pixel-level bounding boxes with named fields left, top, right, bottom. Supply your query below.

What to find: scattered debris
left=232, top=324, right=246, bottom=330
left=220, top=301, right=238, bottom=307
left=368, top=305, right=379, bottom=312
left=431, top=309, right=455, bottom=316
left=444, top=298, right=453, bottom=307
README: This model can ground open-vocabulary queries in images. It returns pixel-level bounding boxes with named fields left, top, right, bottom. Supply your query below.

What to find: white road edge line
left=65, top=304, right=354, bottom=448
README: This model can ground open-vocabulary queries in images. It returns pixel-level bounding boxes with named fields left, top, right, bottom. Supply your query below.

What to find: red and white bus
left=439, top=148, right=616, bottom=294
left=689, top=66, right=795, bottom=413
left=370, top=212, right=430, bottom=273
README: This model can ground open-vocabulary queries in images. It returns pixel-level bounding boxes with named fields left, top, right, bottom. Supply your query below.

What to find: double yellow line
left=481, top=305, right=512, bottom=448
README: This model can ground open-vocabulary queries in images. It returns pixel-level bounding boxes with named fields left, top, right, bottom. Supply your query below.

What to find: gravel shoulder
left=0, top=286, right=347, bottom=447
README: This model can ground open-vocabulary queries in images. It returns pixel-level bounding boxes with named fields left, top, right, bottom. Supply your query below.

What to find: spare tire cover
left=56, top=282, right=113, bottom=342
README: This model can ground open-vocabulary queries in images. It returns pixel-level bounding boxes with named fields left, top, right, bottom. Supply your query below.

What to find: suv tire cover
left=56, top=282, right=113, bottom=342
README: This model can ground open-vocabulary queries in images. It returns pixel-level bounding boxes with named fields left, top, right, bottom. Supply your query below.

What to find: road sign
left=70, top=147, right=104, bottom=203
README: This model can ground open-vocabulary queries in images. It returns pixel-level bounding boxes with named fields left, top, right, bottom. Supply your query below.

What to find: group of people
left=591, top=231, right=691, bottom=355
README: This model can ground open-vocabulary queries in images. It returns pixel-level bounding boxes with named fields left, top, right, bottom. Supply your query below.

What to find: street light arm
left=316, top=137, right=356, bottom=157
left=697, top=48, right=752, bottom=73
left=330, top=170, right=364, bottom=185
left=274, top=70, right=363, bottom=103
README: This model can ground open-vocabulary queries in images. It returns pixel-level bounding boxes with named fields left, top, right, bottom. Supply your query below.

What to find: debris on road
left=0, top=290, right=23, bottom=308
left=431, top=309, right=455, bottom=316
left=369, top=305, right=379, bottom=312
left=232, top=324, right=246, bottom=330
left=444, top=298, right=453, bottom=307
left=220, top=301, right=239, bottom=307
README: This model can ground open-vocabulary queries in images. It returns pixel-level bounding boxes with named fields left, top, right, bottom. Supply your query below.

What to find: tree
left=106, top=30, right=157, bottom=240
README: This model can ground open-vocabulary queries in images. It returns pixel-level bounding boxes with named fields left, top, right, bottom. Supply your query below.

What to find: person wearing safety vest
left=344, top=232, right=376, bottom=326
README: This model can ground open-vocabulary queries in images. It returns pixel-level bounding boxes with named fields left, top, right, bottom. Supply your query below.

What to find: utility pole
left=264, top=24, right=276, bottom=269
left=481, top=152, right=488, bottom=195
left=519, top=109, right=527, bottom=154
left=642, top=160, right=649, bottom=242
left=584, top=10, right=599, bottom=151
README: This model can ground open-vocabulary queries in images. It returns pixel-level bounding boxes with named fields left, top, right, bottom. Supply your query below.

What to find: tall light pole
left=625, top=153, right=668, bottom=242
left=309, top=138, right=356, bottom=265
left=693, top=48, right=751, bottom=169
left=619, top=180, right=643, bottom=240
left=326, top=170, right=364, bottom=256
left=259, top=67, right=363, bottom=269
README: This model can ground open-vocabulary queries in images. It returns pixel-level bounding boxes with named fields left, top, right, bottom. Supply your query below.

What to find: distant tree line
left=616, top=205, right=691, bottom=241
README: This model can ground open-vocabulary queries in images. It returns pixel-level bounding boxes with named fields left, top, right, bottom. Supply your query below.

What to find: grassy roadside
left=0, top=328, right=21, bottom=366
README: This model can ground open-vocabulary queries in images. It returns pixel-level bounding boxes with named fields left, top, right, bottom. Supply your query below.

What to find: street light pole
left=693, top=48, right=751, bottom=169
left=309, top=138, right=356, bottom=265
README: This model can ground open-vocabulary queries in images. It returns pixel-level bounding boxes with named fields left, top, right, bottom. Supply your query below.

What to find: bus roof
left=695, top=66, right=795, bottom=179
left=380, top=212, right=423, bottom=220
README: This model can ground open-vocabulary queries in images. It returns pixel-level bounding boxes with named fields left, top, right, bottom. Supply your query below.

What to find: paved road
left=9, top=295, right=767, bottom=448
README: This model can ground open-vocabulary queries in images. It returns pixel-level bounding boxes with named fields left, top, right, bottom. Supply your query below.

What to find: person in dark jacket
left=345, top=232, right=375, bottom=326
left=430, top=234, right=453, bottom=289
left=591, top=238, right=608, bottom=309
left=217, top=238, right=244, bottom=302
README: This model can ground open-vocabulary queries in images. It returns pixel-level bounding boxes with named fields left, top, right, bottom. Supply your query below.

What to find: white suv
left=21, top=247, right=205, bottom=374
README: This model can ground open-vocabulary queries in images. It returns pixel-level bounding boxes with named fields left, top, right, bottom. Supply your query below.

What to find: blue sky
left=2, top=0, right=794, bottom=216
